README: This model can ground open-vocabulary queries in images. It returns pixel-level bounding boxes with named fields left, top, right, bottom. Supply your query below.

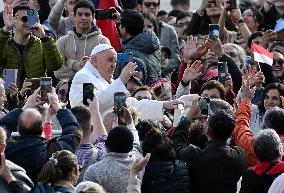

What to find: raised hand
left=119, top=62, right=138, bottom=84
left=241, top=75, right=254, bottom=102
left=130, top=153, right=151, bottom=176
left=182, top=60, right=203, bottom=84
left=224, top=74, right=233, bottom=95
left=182, top=35, right=209, bottom=62
left=3, top=4, right=16, bottom=32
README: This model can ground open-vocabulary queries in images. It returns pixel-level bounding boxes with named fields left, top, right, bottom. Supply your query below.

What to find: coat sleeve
left=48, top=0, right=66, bottom=34
left=167, top=26, right=180, bottom=68
left=42, top=36, right=63, bottom=72
left=0, top=108, right=23, bottom=137
left=56, top=109, right=81, bottom=152
left=172, top=118, right=201, bottom=163
left=232, top=101, right=256, bottom=166
left=219, top=53, right=242, bottom=94
left=126, top=97, right=164, bottom=121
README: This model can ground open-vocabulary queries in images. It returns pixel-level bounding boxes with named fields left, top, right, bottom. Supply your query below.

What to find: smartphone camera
left=114, top=92, right=126, bottom=115
left=200, top=97, right=210, bottom=115
left=83, top=83, right=94, bottom=106
left=209, top=24, right=220, bottom=40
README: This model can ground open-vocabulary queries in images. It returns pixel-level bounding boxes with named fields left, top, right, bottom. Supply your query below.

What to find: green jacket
left=0, top=28, right=63, bottom=85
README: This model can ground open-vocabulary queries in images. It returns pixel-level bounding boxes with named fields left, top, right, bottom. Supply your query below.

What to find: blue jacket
left=0, top=108, right=80, bottom=183
left=114, top=30, right=161, bottom=85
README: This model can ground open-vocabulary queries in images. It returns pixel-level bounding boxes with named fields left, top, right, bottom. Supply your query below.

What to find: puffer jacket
left=141, top=160, right=191, bottom=193
left=115, top=29, right=161, bottom=85
left=54, top=27, right=110, bottom=80
left=0, top=29, right=63, bottom=87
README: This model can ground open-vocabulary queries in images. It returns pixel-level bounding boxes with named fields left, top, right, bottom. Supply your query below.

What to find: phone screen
left=27, top=9, right=39, bottom=29
left=209, top=24, right=220, bottom=40
left=200, top=97, right=210, bottom=115
left=3, top=69, right=18, bottom=89
left=95, top=9, right=115, bottom=20
left=83, top=83, right=94, bottom=106
left=218, top=62, right=228, bottom=85
left=114, top=92, right=126, bottom=115
left=40, top=77, right=52, bottom=102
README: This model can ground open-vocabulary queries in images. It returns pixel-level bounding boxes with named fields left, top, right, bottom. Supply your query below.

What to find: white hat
left=91, top=44, right=114, bottom=56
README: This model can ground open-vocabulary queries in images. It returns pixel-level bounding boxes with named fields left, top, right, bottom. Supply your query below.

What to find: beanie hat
left=106, top=126, right=134, bottom=153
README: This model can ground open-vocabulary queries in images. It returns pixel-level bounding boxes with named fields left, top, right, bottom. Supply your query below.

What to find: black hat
left=105, top=126, right=134, bottom=153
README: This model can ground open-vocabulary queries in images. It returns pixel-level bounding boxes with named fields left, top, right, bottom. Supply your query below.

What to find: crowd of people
left=0, top=0, right=284, bottom=192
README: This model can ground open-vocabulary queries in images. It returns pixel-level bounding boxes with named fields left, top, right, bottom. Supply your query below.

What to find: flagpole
left=257, top=61, right=262, bottom=72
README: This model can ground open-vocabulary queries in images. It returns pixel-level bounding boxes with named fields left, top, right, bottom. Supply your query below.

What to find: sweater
left=54, top=27, right=110, bottom=80
left=83, top=124, right=143, bottom=193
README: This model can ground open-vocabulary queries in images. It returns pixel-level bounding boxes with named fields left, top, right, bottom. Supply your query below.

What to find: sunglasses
left=144, top=2, right=160, bottom=8
left=273, top=59, right=284, bottom=65
left=21, top=16, right=28, bottom=22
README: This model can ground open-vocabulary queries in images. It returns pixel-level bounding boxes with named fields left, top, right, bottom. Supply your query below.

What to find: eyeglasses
left=273, top=59, right=284, bottom=65
left=143, top=2, right=160, bottom=8
left=21, top=16, right=28, bottom=23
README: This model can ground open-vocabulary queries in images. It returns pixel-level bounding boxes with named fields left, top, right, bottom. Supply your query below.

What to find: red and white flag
left=252, top=43, right=273, bottom=66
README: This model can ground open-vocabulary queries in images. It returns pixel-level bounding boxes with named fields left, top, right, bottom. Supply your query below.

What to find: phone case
left=27, top=9, right=39, bottom=29
left=83, top=83, right=94, bottom=105
left=218, top=62, right=228, bottom=85
left=40, top=77, right=52, bottom=102
left=3, top=69, right=18, bottom=89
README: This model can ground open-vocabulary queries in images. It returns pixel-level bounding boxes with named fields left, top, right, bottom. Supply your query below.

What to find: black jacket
left=240, top=161, right=284, bottom=193
left=0, top=108, right=80, bottom=183
left=141, top=160, right=190, bottom=193
left=172, top=118, right=246, bottom=193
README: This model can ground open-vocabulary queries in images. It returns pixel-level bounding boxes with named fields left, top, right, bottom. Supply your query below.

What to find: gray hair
left=263, top=107, right=284, bottom=134
left=253, top=129, right=283, bottom=162
left=222, top=43, right=247, bottom=68
left=75, top=181, right=106, bottom=193
left=209, top=98, right=235, bottom=115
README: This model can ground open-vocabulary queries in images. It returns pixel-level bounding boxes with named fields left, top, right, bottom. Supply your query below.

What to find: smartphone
left=117, top=52, right=143, bottom=72
left=200, top=97, right=210, bottom=115
left=209, top=24, right=220, bottom=40
left=218, top=62, right=228, bottom=85
left=83, top=83, right=94, bottom=106
left=3, top=69, right=18, bottom=89
left=95, top=9, right=116, bottom=20
left=40, top=77, right=52, bottom=102
left=26, top=78, right=40, bottom=90
left=27, top=9, right=39, bottom=29
left=229, top=0, right=237, bottom=9
left=114, top=92, right=126, bottom=115
left=277, top=29, right=284, bottom=41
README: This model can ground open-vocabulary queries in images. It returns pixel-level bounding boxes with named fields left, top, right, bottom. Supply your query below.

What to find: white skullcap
left=91, top=44, right=114, bottom=56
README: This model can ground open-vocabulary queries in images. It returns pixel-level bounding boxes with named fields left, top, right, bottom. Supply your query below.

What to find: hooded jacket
left=114, top=30, right=161, bottom=85
left=55, top=27, right=110, bottom=80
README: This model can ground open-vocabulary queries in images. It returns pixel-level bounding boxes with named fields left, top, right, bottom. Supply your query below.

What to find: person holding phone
left=70, top=44, right=183, bottom=121
left=54, top=0, right=110, bottom=81
left=0, top=4, right=63, bottom=87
